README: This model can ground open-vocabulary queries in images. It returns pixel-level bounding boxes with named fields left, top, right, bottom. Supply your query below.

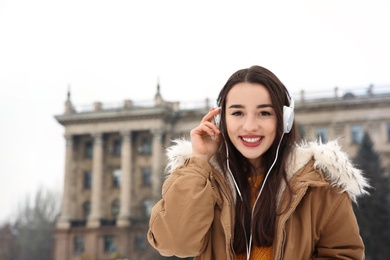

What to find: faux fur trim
left=290, top=140, right=370, bottom=203
left=165, top=139, right=193, bottom=174
left=165, top=139, right=370, bottom=203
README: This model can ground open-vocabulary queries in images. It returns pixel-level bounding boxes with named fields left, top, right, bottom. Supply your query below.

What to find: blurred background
left=0, top=0, right=389, bottom=259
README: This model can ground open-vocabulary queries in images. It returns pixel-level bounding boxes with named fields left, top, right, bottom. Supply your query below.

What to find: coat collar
left=165, top=138, right=370, bottom=203
left=288, top=140, right=370, bottom=203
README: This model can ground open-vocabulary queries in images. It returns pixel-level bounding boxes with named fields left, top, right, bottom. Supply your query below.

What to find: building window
left=143, top=199, right=153, bottom=218
left=83, top=171, right=92, bottom=189
left=112, top=199, right=120, bottom=218
left=113, top=140, right=121, bottom=156
left=112, top=169, right=121, bottom=188
left=138, top=137, right=152, bottom=155
left=387, top=123, right=390, bottom=142
left=84, top=141, right=93, bottom=158
left=103, top=235, right=116, bottom=253
left=142, top=168, right=152, bottom=186
left=83, top=201, right=91, bottom=219
left=316, top=127, right=328, bottom=143
left=351, top=125, right=364, bottom=144
left=134, top=233, right=147, bottom=251
left=333, top=123, right=345, bottom=137
left=74, top=236, right=84, bottom=254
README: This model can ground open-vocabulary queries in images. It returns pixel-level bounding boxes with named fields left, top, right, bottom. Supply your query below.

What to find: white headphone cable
left=225, top=133, right=285, bottom=260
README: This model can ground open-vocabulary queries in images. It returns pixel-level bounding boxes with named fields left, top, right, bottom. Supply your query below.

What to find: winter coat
left=147, top=139, right=369, bottom=259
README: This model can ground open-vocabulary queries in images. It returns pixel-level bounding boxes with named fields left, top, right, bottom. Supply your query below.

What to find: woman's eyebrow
left=227, top=104, right=244, bottom=109
left=257, top=104, right=274, bottom=108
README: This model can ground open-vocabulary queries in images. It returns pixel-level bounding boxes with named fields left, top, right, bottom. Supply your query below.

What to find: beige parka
left=147, top=139, right=369, bottom=259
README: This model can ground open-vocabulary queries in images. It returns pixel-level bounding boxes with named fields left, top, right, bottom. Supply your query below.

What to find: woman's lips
left=240, top=136, right=263, bottom=147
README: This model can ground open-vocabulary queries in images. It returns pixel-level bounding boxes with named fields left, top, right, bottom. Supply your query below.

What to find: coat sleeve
left=314, top=192, right=365, bottom=260
left=147, top=157, right=218, bottom=258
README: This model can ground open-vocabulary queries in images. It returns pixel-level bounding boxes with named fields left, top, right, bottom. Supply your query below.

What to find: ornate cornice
left=295, top=95, right=390, bottom=112
left=55, top=107, right=174, bottom=125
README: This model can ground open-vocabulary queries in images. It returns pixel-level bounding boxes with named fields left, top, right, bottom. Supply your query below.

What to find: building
left=53, top=85, right=205, bottom=260
left=53, top=84, right=390, bottom=260
left=295, top=85, right=390, bottom=175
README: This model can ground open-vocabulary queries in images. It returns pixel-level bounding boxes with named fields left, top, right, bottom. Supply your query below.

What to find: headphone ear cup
left=283, top=106, right=294, bottom=133
left=214, top=114, right=221, bottom=128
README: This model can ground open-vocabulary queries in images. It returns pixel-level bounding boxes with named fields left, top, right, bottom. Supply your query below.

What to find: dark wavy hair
left=215, top=65, right=299, bottom=253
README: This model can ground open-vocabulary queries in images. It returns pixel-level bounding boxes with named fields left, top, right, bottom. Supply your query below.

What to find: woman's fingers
left=190, top=107, right=222, bottom=161
left=191, top=121, right=219, bottom=138
left=201, top=107, right=221, bottom=124
left=200, top=121, right=220, bottom=137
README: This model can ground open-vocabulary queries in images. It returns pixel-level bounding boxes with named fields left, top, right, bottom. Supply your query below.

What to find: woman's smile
left=240, top=135, right=263, bottom=147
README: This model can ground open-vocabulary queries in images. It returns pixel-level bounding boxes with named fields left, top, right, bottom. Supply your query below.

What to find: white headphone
left=283, top=92, right=295, bottom=133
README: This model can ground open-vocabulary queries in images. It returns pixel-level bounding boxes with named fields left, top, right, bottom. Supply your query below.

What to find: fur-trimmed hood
left=165, top=139, right=370, bottom=203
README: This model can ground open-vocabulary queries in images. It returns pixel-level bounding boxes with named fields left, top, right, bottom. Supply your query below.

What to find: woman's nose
left=242, top=116, right=259, bottom=132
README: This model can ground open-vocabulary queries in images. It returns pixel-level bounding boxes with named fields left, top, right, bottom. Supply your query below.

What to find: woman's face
left=225, top=82, right=277, bottom=167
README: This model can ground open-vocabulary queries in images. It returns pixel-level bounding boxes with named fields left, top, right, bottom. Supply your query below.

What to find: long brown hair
left=215, top=65, right=299, bottom=253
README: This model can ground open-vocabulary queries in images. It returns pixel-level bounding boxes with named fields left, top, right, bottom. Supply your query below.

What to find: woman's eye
left=259, top=111, right=271, bottom=116
left=231, top=111, right=243, bottom=116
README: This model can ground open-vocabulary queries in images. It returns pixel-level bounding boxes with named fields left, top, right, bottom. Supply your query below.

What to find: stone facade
left=54, top=87, right=204, bottom=260
left=53, top=84, right=390, bottom=260
left=295, top=85, right=390, bottom=174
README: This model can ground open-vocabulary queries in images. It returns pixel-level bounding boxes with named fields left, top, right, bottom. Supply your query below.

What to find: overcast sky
left=0, top=0, right=389, bottom=223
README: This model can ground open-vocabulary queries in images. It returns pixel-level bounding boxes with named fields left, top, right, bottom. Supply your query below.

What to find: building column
left=151, top=130, right=164, bottom=202
left=57, top=134, right=74, bottom=229
left=117, top=131, right=132, bottom=227
left=87, top=133, right=104, bottom=228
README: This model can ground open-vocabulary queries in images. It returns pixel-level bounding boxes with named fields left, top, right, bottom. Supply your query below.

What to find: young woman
left=147, top=65, right=369, bottom=259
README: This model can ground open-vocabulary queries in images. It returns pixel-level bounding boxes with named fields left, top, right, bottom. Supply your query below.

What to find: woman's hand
left=190, top=107, right=221, bottom=162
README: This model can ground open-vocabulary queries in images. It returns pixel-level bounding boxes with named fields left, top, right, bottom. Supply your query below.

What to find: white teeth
left=242, top=137, right=261, bottom=143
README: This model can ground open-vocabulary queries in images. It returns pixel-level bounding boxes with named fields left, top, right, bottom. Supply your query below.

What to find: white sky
left=0, top=0, right=389, bottom=223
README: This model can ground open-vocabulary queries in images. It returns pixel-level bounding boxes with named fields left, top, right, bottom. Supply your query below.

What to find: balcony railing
left=71, top=98, right=211, bottom=114
left=293, top=84, right=390, bottom=103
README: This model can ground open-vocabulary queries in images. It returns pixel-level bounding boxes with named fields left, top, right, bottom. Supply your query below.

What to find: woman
left=147, top=65, right=369, bottom=259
